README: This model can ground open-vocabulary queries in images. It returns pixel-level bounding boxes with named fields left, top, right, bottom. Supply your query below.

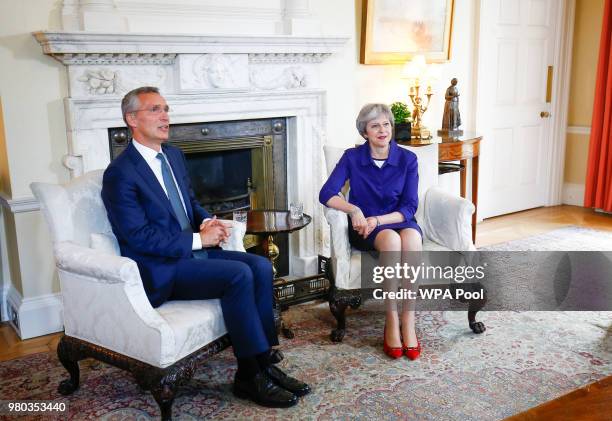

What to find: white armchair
left=31, top=170, right=246, bottom=421
left=322, top=144, right=484, bottom=341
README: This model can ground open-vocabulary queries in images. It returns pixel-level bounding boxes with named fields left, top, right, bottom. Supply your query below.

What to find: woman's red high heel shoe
left=383, top=327, right=403, bottom=359
left=404, top=339, right=421, bottom=360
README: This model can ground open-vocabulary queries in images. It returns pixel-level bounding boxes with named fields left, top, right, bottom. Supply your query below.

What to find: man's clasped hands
left=199, top=216, right=234, bottom=247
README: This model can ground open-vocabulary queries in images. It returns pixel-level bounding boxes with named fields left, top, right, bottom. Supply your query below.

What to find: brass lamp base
left=411, top=126, right=432, bottom=140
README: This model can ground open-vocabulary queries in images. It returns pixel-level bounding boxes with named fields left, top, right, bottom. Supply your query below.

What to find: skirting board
left=562, top=182, right=585, bottom=207
left=6, top=286, right=63, bottom=339
left=0, top=283, right=9, bottom=322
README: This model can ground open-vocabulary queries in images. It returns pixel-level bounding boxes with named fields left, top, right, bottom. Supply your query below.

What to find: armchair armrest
left=54, top=241, right=173, bottom=366
left=323, top=207, right=352, bottom=287
left=55, top=241, right=141, bottom=284
left=422, top=187, right=476, bottom=251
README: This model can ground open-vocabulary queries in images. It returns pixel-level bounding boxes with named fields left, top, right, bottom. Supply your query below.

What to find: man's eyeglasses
left=131, top=105, right=170, bottom=114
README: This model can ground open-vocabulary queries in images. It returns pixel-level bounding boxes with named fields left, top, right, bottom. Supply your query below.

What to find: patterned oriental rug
left=1, top=227, right=611, bottom=420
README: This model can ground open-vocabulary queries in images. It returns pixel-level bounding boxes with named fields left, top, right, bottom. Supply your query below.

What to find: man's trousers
left=169, top=249, right=278, bottom=358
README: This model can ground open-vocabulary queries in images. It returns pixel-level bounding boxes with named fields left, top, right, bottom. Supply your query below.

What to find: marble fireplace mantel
left=33, top=31, right=348, bottom=63
left=33, top=30, right=348, bottom=276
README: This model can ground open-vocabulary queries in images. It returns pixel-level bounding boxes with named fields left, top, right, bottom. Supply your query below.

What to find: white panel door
left=477, top=0, right=559, bottom=218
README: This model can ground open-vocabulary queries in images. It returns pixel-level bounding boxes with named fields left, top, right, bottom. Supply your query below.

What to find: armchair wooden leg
left=57, top=335, right=83, bottom=395
left=131, top=366, right=184, bottom=421
left=150, top=383, right=177, bottom=421
left=468, top=310, right=486, bottom=334
left=466, top=282, right=487, bottom=334
left=329, top=297, right=348, bottom=342
left=329, top=289, right=362, bottom=342
left=447, top=282, right=487, bottom=334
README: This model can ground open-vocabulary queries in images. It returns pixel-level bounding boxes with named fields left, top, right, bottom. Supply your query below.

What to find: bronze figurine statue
left=438, top=78, right=463, bottom=137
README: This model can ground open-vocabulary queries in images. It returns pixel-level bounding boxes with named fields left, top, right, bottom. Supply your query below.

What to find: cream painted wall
left=313, top=0, right=358, bottom=149
left=353, top=0, right=478, bottom=140
left=564, top=0, right=605, bottom=185
left=0, top=1, right=70, bottom=196
left=0, top=1, right=70, bottom=310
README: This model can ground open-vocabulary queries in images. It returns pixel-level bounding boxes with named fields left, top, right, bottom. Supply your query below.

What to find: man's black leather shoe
left=265, top=365, right=311, bottom=397
left=233, top=372, right=298, bottom=408
left=269, top=348, right=284, bottom=364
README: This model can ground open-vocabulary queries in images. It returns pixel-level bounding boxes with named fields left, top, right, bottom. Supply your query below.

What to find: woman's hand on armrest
left=326, top=195, right=369, bottom=237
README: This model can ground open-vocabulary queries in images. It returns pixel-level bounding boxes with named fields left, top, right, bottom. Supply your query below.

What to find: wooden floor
left=1, top=205, right=611, bottom=419
left=476, top=204, right=612, bottom=248
left=0, top=322, right=61, bottom=362
left=506, top=376, right=612, bottom=421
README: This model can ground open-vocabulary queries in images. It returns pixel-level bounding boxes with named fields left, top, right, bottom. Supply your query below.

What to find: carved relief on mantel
left=77, top=69, right=117, bottom=95
left=176, top=54, right=249, bottom=92
left=250, top=66, right=309, bottom=91
left=69, top=66, right=170, bottom=97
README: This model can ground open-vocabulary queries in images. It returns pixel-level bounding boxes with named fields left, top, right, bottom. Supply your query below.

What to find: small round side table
left=246, top=210, right=312, bottom=278
left=246, top=210, right=311, bottom=339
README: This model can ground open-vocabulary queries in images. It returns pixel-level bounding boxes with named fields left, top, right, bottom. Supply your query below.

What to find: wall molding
left=0, top=192, right=40, bottom=213
left=33, top=31, right=349, bottom=65
left=562, top=182, right=585, bottom=207
left=6, top=286, right=63, bottom=339
left=566, top=125, right=591, bottom=135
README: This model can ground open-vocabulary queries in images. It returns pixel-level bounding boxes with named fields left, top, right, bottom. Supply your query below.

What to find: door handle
left=540, top=111, right=551, bottom=118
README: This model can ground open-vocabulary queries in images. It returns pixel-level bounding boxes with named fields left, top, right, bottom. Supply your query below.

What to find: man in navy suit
left=102, top=86, right=309, bottom=408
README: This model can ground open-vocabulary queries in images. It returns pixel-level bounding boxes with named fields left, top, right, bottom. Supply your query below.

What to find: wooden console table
left=400, top=132, right=482, bottom=242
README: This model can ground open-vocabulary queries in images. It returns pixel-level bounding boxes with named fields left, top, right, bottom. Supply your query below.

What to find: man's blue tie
left=156, top=153, right=191, bottom=231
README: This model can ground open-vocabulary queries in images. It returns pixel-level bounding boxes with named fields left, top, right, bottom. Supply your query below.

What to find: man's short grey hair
left=121, top=86, right=160, bottom=128
left=355, top=103, right=395, bottom=139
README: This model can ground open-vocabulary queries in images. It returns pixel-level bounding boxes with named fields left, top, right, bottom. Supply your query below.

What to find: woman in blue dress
left=319, top=103, right=422, bottom=360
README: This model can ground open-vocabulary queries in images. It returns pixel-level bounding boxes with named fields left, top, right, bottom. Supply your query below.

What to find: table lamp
left=401, top=55, right=439, bottom=140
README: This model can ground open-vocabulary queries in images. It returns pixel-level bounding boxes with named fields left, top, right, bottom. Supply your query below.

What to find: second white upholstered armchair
left=322, top=143, right=485, bottom=342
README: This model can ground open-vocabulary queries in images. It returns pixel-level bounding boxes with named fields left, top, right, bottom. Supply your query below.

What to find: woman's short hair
left=355, top=103, right=395, bottom=139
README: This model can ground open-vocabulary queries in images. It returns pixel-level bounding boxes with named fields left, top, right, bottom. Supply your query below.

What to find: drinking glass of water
left=233, top=210, right=248, bottom=224
left=289, top=202, right=303, bottom=220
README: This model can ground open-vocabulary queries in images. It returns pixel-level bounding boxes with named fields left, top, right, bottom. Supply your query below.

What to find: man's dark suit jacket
left=102, top=142, right=211, bottom=307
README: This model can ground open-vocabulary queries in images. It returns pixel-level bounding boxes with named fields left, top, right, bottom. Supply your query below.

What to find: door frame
left=473, top=0, right=576, bottom=218
left=547, top=0, right=576, bottom=206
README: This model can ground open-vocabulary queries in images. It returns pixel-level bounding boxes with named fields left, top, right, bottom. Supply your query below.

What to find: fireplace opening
left=186, top=149, right=253, bottom=215
left=108, top=117, right=289, bottom=276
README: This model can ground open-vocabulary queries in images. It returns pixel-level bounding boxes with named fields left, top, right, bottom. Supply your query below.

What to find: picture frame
left=360, top=0, right=455, bottom=65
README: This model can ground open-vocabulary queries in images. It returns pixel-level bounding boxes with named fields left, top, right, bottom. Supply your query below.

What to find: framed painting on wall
left=360, top=0, right=455, bottom=64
